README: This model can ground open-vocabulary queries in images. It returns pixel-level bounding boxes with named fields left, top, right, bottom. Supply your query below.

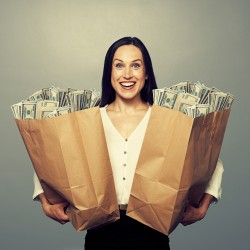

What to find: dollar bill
left=215, top=92, right=227, bottom=111
left=27, top=90, right=43, bottom=101
left=175, top=99, right=198, bottom=113
left=68, top=90, right=80, bottom=111
left=187, top=81, right=203, bottom=98
left=181, top=93, right=200, bottom=103
left=22, top=101, right=37, bottom=119
left=83, top=90, right=92, bottom=109
left=11, top=102, right=22, bottom=119
left=173, top=93, right=200, bottom=111
left=36, top=100, right=59, bottom=118
left=170, top=81, right=188, bottom=92
left=45, top=106, right=72, bottom=118
left=57, top=106, right=72, bottom=116
left=40, top=106, right=58, bottom=119
left=49, top=86, right=58, bottom=102
left=195, top=104, right=210, bottom=117
left=152, top=88, right=166, bottom=105
left=90, top=88, right=101, bottom=107
left=160, top=88, right=178, bottom=109
left=42, top=88, right=50, bottom=100
left=223, top=93, right=235, bottom=109
left=208, top=92, right=228, bottom=112
left=199, top=86, right=211, bottom=104
left=57, top=88, right=68, bottom=107
left=208, top=92, right=215, bottom=112
left=184, top=105, right=196, bottom=117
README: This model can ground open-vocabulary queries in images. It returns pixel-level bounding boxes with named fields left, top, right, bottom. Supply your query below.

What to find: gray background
left=0, top=0, right=249, bottom=249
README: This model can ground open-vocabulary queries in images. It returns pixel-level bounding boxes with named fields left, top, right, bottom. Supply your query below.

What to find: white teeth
left=120, top=82, right=135, bottom=87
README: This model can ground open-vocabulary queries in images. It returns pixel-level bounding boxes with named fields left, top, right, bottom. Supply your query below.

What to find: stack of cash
left=11, top=86, right=101, bottom=120
left=153, top=81, right=234, bottom=118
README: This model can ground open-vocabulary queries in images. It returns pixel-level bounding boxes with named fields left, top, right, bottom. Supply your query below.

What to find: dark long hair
left=99, top=37, right=158, bottom=107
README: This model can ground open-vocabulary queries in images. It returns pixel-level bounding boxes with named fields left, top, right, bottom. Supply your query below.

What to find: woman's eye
left=115, top=63, right=123, bottom=68
left=132, top=63, right=140, bottom=69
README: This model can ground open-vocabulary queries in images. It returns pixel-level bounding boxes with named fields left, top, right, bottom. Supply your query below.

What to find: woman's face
left=111, top=45, right=147, bottom=102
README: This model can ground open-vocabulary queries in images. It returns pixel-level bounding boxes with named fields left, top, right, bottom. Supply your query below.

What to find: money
left=27, top=90, right=43, bottom=102
left=173, top=93, right=200, bottom=111
left=152, top=88, right=166, bottom=105
left=40, top=106, right=58, bottom=119
left=90, top=88, right=101, bottom=107
left=11, top=82, right=234, bottom=120
left=46, top=106, right=72, bottom=118
left=56, top=106, right=72, bottom=116
left=184, top=105, right=196, bottom=117
left=42, top=88, right=50, bottom=100
left=154, top=81, right=234, bottom=118
left=199, top=86, right=211, bottom=104
left=170, top=81, right=188, bottom=92
left=11, top=102, right=22, bottom=120
left=49, top=86, right=58, bottom=102
left=57, top=88, right=68, bottom=107
left=22, top=101, right=37, bottom=120
left=208, top=92, right=227, bottom=112
left=36, top=100, right=59, bottom=119
left=175, top=99, right=198, bottom=113
left=195, top=104, right=210, bottom=117
left=83, top=90, right=92, bottom=109
left=68, top=90, right=84, bottom=111
left=160, top=88, right=178, bottom=109
left=223, top=93, right=235, bottom=109
left=11, top=85, right=101, bottom=120
left=187, top=81, right=203, bottom=98
left=215, top=92, right=227, bottom=111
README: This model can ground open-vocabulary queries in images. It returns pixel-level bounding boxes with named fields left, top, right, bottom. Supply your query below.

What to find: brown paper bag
left=126, top=105, right=230, bottom=235
left=16, top=107, right=119, bottom=231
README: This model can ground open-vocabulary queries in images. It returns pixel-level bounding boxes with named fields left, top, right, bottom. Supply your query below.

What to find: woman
left=34, top=37, right=224, bottom=249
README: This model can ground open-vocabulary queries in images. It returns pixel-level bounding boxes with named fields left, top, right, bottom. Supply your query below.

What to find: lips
left=120, top=82, right=136, bottom=88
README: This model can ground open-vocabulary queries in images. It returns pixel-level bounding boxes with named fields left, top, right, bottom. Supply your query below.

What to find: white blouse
left=100, top=106, right=152, bottom=205
left=33, top=107, right=224, bottom=203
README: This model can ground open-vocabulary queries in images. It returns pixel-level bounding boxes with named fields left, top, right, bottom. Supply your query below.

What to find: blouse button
left=124, top=151, right=127, bottom=154
left=123, top=177, right=126, bottom=180
left=123, top=164, right=126, bottom=167
left=125, top=138, right=128, bottom=141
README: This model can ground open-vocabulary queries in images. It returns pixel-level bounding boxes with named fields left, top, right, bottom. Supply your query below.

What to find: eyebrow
left=113, top=59, right=142, bottom=63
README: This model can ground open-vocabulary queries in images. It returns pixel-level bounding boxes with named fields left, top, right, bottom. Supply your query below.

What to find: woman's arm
left=181, top=158, right=224, bottom=226
left=204, top=158, right=224, bottom=201
left=39, top=192, right=69, bottom=224
left=33, top=172, right=69, bottom=224
left=33, top=172, right=44, bottom=200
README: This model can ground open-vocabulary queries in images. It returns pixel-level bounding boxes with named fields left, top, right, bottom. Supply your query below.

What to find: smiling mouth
left=120, top=82, right=136, bottom=88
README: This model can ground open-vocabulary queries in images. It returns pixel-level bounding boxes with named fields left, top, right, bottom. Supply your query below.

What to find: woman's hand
left=39, top=193, right=70, bottom=224
left=181, top=193, right=214, bottom=226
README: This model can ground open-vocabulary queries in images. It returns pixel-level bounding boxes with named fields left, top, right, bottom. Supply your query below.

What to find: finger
left=63, top=204, right=70, bottom=215
left=60, top=202, right=70, bottom=207
left=55, top=205, right=70, bottom=220
left=57, top=210, right=70, bottom=221
left=55, top=216, right=69, bottom=224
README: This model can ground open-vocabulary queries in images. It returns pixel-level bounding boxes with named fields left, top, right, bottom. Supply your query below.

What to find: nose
left=123, top=66, right=133, bottom=79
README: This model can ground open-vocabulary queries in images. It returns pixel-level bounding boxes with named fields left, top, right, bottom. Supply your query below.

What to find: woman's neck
left=107, top=96, right=148, bottom=114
